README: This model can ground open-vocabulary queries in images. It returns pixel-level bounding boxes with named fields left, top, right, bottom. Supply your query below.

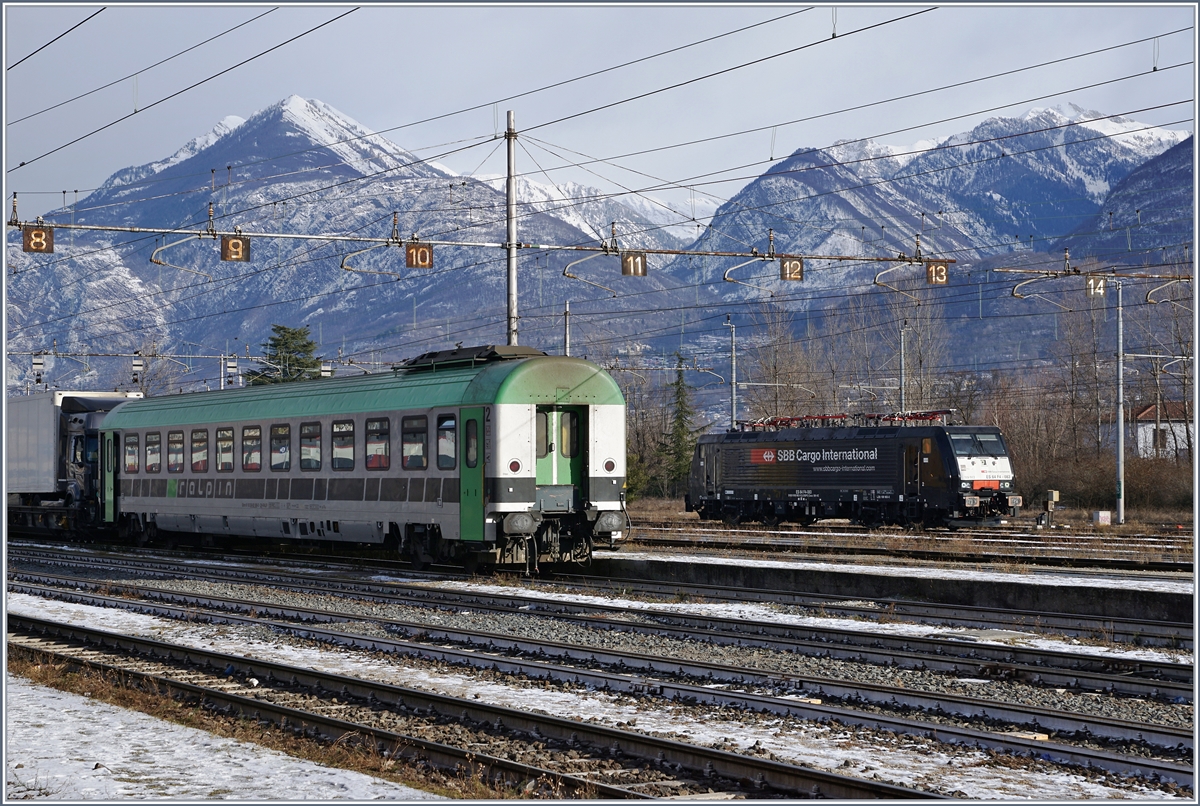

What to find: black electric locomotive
left=686, top=414, right=1022, bottom=528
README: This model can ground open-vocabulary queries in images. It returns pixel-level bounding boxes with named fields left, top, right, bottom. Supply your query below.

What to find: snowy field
left=6, top=592, right=1190, bottom=800
left=4, top=673, right=441, bottom=800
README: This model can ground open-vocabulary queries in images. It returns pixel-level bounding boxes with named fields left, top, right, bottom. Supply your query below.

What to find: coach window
left=401, top=416, right=427, bottom=470
left=242, top=426, right=262, bottom=471
left=145, top=432, right=161, bottom=474
left=124, top=433, right=139, bottom=474
left=332, top=421, right=354, bottom=470
left=465, top=419, right=478, bottom=469
left=216, top=428, right=235, bottom=472
left=536, top=411, right=548, bottom=458
left=366, top=418, right=390, bottom=470
left=270, top=425, right=291, bottom=471
left=437, top=414, right=456, bottom=470
left=560, top=411, right=579, bottom=458
left=167, top=431, right=185, bottom=473
left=300, top=423, right=322, bottom=471
left=191, top=430, right=209, bottom=473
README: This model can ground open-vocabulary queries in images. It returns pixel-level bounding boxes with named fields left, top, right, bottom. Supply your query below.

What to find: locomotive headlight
left=960, top=481, right=972, bottom=490
left=603, top=458, right=616, bottom=473
left=508, top=459, right=522, bottom=473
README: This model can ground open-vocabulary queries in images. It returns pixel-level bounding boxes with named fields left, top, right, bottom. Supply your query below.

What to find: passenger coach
left=100, top=345, right=627, bottom=571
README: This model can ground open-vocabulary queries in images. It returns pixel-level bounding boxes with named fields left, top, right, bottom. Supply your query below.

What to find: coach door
left=459, top=408, right=485, bottom=542
left=102, top=431, right=117, bottom=522
left=535, top=405, right=586, bottom=491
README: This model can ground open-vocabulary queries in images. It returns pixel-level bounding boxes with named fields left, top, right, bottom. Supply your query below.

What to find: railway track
left=9, top=547, right=1193, bottom=677
left=12, top=543, right=1190, bottom=648
left=7, top=546, right=1193, bottom=791
left=627, top=521, right=1194, bottom=572
left=7, top=615, right=936, bottom=799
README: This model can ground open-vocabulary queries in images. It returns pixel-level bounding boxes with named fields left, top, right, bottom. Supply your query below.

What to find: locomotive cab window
left=216, top=428, right=234, bottom=472
left=560, top=411, right=579, bottom=458
left=270, top=425, right=291, bottom=471
left=401, top=416, right=427, bottom=470
left=437, top=414, right=456, bottom=470
left=167, top=431, right=185, bottom=473
left=145, top=432, right=161, bottom=473
left=365, top=418, right=390, bottom=470
left=242, top=426, right=262, bottom=471
left=191, top=430, right=209, bottom=473
left=123, top=433, right=139, bottom=474
left=300, top=423, right=321, bottom=471
left=332, top=421, right=354, bottom=470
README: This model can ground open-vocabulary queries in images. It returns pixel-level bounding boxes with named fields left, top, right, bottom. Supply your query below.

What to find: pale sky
left=4, top=3, right=1195, bottom=219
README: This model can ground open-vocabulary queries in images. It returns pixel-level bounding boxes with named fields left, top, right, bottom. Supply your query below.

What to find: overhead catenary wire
left=7, top=8, right=359, bottom=173
left=8, top=7, right=812, bottom=201
left=7, top=7, right=105, bottom=70
left=7, top=8, right=280, bottom=127
left=11, top=18, right=1190, bottom=362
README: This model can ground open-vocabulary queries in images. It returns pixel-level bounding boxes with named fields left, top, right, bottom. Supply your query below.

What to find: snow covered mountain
left=666, top=105, right=1189, bottom=298
left=1054, top=135, right=1193, bottom=261
left=6, top=98, right=1191, bottom=392
left=7, top=96, right=691, bottom=390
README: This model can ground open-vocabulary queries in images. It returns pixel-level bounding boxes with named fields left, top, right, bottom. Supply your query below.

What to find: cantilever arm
left=151, top=235, right=212, bottom=281
left=340, top=243, right=403, bottom=278
left=563, top=252, right=617, bottom=297
left=723, top=257, right=775, bottom=295
left=872, top=263, right=919, bottom=303
left=1011, top=276, right=1073, bottom=311
left=1147, top=279, right=1193, bottom=311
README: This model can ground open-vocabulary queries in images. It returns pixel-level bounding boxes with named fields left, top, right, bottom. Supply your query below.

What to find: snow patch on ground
left=4, top=673, right=441, bottom=800
left=5, top=594, right=1188, bottom=800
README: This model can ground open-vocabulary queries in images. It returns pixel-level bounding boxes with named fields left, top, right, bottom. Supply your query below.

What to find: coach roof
left=100, top=355, right=624, bottom=430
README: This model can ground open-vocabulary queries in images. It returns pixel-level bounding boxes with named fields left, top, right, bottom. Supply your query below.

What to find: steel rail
left=8, top=614, right=941, bottom=799
left=8, top=580, right=1193, bottom=769
left=550, top=571, right=1194, bottom=648
left=9, top=542, right=1191, bottom=648
left=10, top=562, right=1192, bottom=690
left=9, top=542, right=1190, bottom=647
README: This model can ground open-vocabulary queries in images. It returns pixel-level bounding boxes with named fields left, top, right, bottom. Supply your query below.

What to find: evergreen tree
left=246, top=325, right=324, bottom=385
left=664, top=353, right=697, bottom=496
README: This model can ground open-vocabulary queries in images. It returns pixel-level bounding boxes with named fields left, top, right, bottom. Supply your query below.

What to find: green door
left=535, top=406, right=586, bottom=487
left=102, top=431, right=116, bottom=522
left=459, top=407, right=485, bottom=542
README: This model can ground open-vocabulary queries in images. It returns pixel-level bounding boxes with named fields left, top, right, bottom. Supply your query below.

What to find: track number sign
left=780, top=258, right=803, bottom=281
left=22, top=226, right=54, bottom=253
left=406, top=243, right=433, bottom=269
left=621, top=252, right=647, bottom=276
left=1085, top=276, right=1106, bottom=297
left=221, top=235, right=250, bottom=262
left=925, top=261, right=948, bottom=285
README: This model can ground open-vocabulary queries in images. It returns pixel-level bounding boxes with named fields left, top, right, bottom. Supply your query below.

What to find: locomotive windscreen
left=948, top=432, right=1008, bottom=457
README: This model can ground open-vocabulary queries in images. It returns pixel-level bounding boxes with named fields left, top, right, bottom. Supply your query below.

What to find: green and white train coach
left=100, top=345, right=628, bottom=571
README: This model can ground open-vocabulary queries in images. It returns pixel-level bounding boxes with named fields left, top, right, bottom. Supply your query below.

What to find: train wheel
left=722, top=512, right=741, bottom=526
left=761, top=513, right=780, bottom=527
